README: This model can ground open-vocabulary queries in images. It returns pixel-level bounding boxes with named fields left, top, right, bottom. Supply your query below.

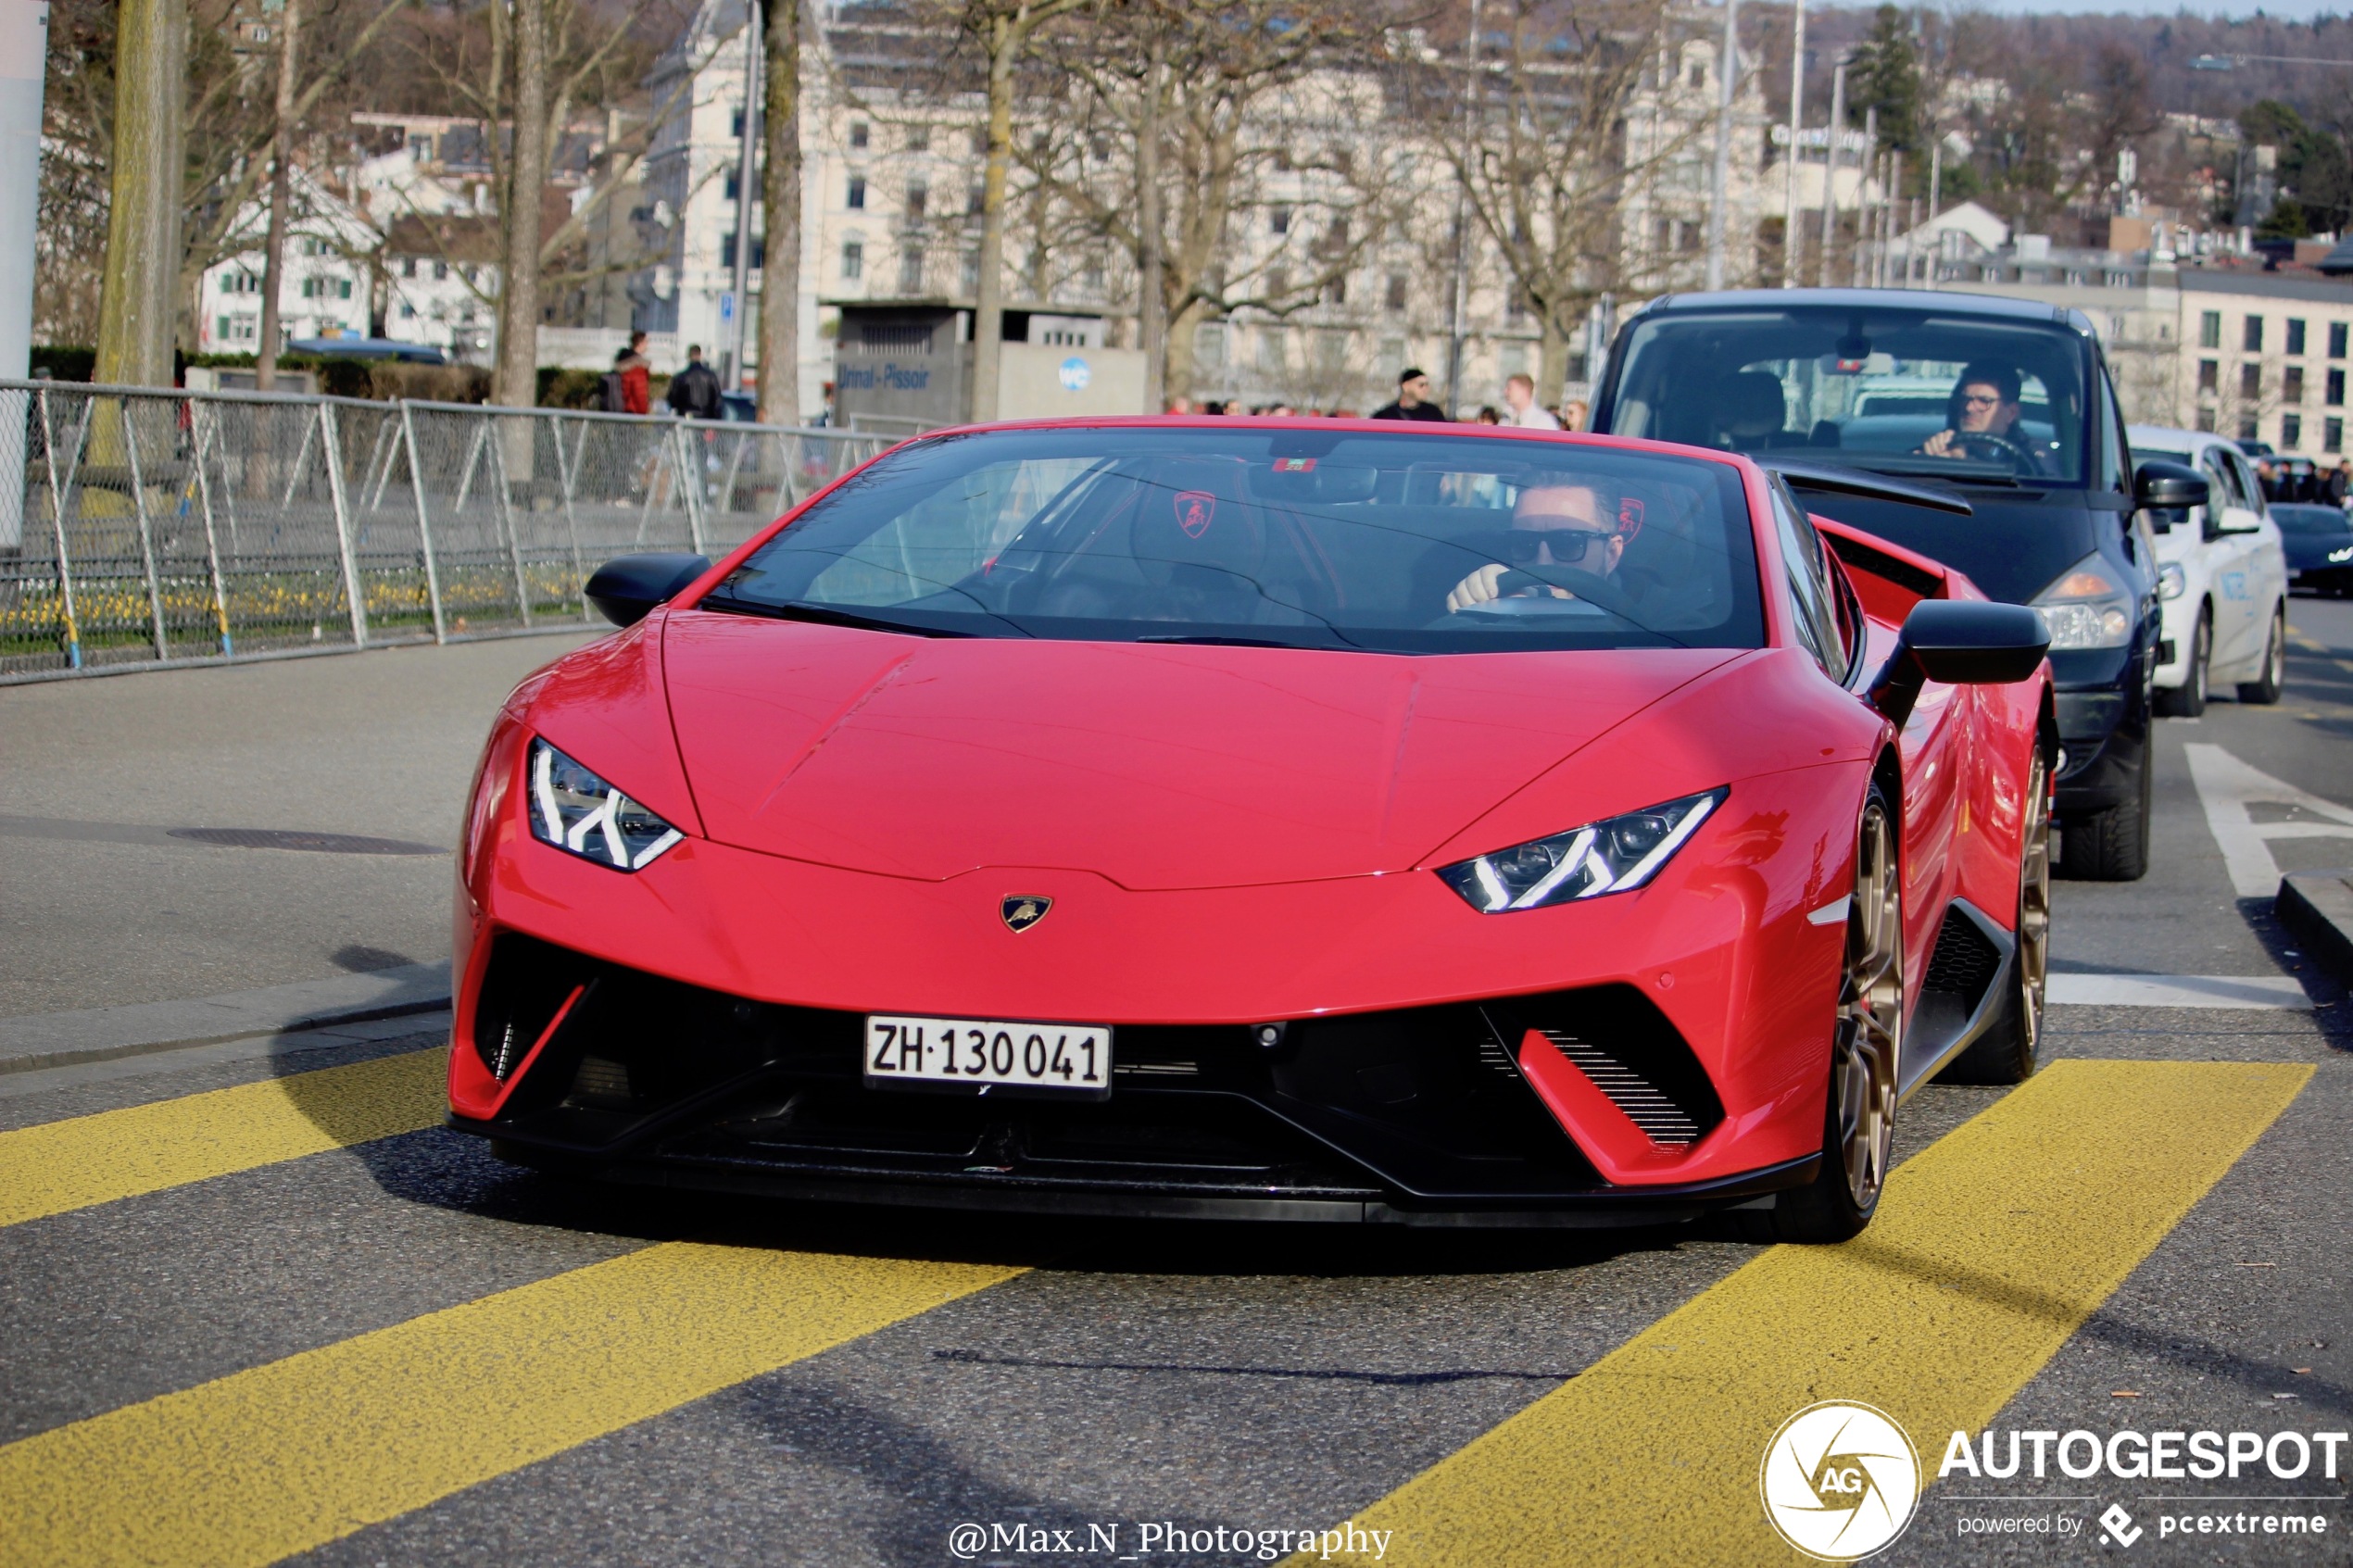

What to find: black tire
left=1772, top=784, right=1902, bottom=1244
left=2057, top=736, right=2151, bottom=882
left=1946, top=747, right=2050, bottom=1085
left=2153, top=608, right=2209, bottom=718
left=2236, top=604, right=2285, bottom=705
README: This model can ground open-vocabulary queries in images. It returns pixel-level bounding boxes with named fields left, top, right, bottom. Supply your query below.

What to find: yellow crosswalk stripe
left=0, top=1047, right=446, bottom=1228
left=1299, top=1059, right=2313, bottom=1566
left=0, top=1243, right=1024, bottom=1568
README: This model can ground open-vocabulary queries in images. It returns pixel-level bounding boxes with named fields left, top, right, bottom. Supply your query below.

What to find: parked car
left=2272, top=501, right=2353, bottom=596
left=1589, top=288, right=2169, bottom=879
left=449, top=420, right=2054, bottom=1241
left=2127, top=426, right=2290, bottom=715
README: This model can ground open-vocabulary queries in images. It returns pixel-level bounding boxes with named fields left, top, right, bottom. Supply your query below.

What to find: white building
left=194, top=168, right=379, bottom=355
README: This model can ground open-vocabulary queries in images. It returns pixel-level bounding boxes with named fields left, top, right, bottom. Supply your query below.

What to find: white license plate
left=863, top=1014, right=1113, bottom=1098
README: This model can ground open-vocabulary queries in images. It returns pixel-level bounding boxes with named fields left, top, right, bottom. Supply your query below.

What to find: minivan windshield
left=703, top=427, right=1764, bottom=654
left=1606, top=306, right=2093, bottom=487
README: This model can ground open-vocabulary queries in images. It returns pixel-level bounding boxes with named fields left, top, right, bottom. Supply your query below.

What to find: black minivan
left=1591, top=289, right=2177, bottom=879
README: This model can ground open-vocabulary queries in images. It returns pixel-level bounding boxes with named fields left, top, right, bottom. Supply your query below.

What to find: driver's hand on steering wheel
left=1919, top=427, right=1967, bottom=459
left=1446, top=562, right=1569, bottom=613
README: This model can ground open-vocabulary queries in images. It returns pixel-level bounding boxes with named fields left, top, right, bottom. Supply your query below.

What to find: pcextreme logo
left=1760, top=1401, right=1923, bottom=1561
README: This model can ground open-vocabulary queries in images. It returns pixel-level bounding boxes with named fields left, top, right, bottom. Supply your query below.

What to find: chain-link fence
left=0, top=380, right=890, bottom=680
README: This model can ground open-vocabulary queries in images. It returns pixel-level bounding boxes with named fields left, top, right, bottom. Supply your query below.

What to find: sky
left=1966, top=0, right=2350, bottom=16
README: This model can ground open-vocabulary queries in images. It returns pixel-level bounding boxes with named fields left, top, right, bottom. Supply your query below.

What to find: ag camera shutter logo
left=1760, top=1401, right=1921, bottom=1561
left=1058, top=356, right=1091, bottom=392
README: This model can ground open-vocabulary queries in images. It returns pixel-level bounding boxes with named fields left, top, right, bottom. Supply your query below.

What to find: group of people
left=2254, top=454, right=2353, bottom=508
left=602, top=332, right=730, bottom=419
left=1164, top=369, right=1589, bottom=431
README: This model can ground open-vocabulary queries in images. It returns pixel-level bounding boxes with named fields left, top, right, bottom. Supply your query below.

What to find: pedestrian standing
left=666, top=345, right=723, bottom=419
left=1562, top=398, right=1590, bottom=433
left=612, top=332, right=652, bottom=416
left=2329, top=458, right=2351, bottom=507
left=1370, top=368, right=1448, bottom=421
left=1503, top=374, right=1561, bottom=430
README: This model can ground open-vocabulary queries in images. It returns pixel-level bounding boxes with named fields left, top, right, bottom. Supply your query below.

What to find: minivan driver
left=1445, top=483, right=1627, bottom=612
left=1919, top=362, right=2046, bottom=470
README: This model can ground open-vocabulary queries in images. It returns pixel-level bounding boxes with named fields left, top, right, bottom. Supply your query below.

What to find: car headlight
left=2330, top=545, right=2353, bottom=563
left=2032, top=555, right=2136, bottom=649
left=527, top=737, right=685, bottom=871
left=2158, top=562, right=2186, bottom=601
left=1437, top=788, right=1726, bottom=914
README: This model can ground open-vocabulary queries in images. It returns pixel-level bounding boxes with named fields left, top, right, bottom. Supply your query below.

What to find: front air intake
left=1483, top=985, right=1726, bottom=1148
left=1530, top=1029, right=1704, bottom=1147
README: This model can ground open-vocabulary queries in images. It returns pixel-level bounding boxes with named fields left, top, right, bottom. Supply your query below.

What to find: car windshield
left=703, top=427, right=1764, bottom=654
left=2270, top=504, right=2350, bottom=534
left=1607, top=306, right=2093, bottom=487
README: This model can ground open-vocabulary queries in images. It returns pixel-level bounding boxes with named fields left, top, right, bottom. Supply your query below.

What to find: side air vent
left=1533, top=1029, right=1704, bottom=1147
left=1922, top=904, right=2003, bottom=1011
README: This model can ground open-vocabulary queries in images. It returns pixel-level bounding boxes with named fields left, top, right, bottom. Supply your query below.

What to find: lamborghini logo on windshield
left=1000, top=896, right=1052, bottom=933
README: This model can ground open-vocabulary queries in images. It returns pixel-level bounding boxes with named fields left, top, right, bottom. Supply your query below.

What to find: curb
left=2277, top=870, right=2353, bottom=988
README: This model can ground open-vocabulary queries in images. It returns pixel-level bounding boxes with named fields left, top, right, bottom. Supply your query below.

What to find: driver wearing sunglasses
left=1444, top=483, right=1627, bottom=613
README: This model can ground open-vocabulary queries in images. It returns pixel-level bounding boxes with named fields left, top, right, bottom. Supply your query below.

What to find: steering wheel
left=1944, top=431, right=2035, bottom=470
left=1484, top=566, right=1644, bottom=624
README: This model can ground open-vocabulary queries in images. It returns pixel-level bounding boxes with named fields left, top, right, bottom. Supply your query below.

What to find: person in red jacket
left=611, top=332, right=651, bottom=415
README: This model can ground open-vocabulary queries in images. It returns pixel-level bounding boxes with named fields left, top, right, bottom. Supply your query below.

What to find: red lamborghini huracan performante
left=447, top=420, right=2054, bottom=1241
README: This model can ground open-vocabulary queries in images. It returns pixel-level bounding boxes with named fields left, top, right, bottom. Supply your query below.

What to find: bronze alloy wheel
left=1835, top=799, right=1903, bottom=1215
left=2014, top=749, right=2052, bottom=1061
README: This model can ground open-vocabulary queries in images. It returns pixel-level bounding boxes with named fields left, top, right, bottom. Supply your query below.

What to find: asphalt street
left=0, top=606, right=2348, bottom=1567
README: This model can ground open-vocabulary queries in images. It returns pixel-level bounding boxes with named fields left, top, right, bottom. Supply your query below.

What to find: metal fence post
left=399, top=402, right=447, bottom=645
left=486, top=411, right=534, bottom=628
left=676, top=421, right=709, bottom=556
left=37, top=385, right=84, bottom=671
left=320, top=402, right=369, bottom=648
left=552, top=413, right=591, bottom=623
left=187, top=400, right=234, bottom=657
left=117, top=395, right=171, bottom=661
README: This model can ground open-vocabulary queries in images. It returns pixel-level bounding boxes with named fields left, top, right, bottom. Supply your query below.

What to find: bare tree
left=1403, top=0, right=1715, bottom=405
left=758, top=0, right=803, bottom=426
left=1037, top=0, right=1391, bottom=406
left=255, top=0, right=303, bottom=389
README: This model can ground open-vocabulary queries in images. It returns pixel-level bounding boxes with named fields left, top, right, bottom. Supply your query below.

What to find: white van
left=2125, top=425, right=2290, bottom=714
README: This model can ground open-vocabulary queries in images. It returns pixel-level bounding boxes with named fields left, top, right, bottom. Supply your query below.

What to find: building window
left=2334, top=321, right=2349, bottom=358
left=2331, top=369, right=2346, bottom=406
left=2201, top=310, right=2221, bottom=349
left=2196, top=407, right=2217, bottom=433
left=841, top=241, right=863, bottom=280
left=1270, top=205, right=1291, bottom=236
left=1083, top=254, right=1105, bottom=294
left=724, top=171, right=739, bottom=201
left=961, top=250, right=979, bottom=295
left=2242, top=363, right=2262, bottom=400
left=434, top=260, right=449, bottom=281
left=730, top=109, right=745, bottom=139
left=338, top=279, right=352, bottom=299
left=2198, top=359, right=2219, bottom=393
left=906, top=124, right=929, bottom=152
left=1386, top=273, right=1408, bottom=311
left=2285, top=367, right=2306, bottom=404
left=2330, top=418, right=2346, bottom=453
left=1266, top=268, right=1288, bottom=300
left=967, top=182, right=986, bottom=218
left=847, top=176, right=866, bottom=209
left=906, top=182, right=927, bottom=220
left=2245, top=315, right=2263, bottom=352
left=2284, top=413, right=2303, bottom=449
left=1323, top=272, right=1346, bottom=306
left=849, top=120, right=869, bottom=150
left=2288, top=319, right=2307, bottom=356
left=899, top=246, right=924, bottom=294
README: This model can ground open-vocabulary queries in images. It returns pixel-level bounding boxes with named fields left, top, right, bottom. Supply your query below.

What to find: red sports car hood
left=661, top=610, right=1741, bottom=890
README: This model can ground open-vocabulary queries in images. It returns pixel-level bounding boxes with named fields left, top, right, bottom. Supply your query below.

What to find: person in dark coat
left=667, top=345, right=724, bottom=419
left=1370, top=367, right=1447, bottom=421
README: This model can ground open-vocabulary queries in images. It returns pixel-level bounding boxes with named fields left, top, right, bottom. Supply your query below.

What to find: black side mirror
left=2134, top=459, right=2208, bottom=512
left=585, top=552, right=711, bottom=628
left=1870, top=600, right=2051, bottom=726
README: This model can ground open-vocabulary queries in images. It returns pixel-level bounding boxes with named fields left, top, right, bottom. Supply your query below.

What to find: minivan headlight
left=2032, top=556, right=2136, bottom=649
left=527, top=738, right=685, bottom=871
left=1437, top=788, right=1726, bottom=913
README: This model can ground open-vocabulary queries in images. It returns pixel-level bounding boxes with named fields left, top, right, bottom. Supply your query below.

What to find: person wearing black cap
left=1370, top=367, right=1448, bottom=421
